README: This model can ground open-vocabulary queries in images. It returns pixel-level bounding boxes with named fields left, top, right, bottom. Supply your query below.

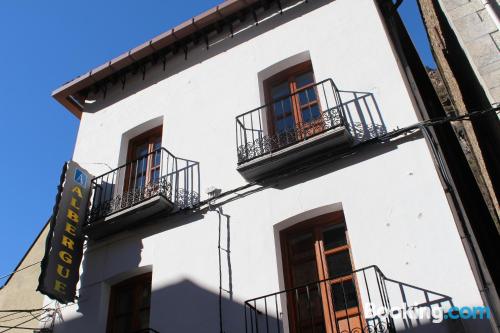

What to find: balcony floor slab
left=237, top=126, right=353, bottom=181
left=85, top=195, right=174, bottom=239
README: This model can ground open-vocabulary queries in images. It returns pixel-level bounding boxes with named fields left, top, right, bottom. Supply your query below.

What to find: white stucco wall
left=48, top=0, right=487, bottom=332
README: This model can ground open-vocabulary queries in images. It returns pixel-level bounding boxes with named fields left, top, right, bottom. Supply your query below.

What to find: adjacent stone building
left=437, top=0, right=499, bottom=102
left=0, top=223, right=50, bottom=332
left=418, top=1, right=500, bottom=331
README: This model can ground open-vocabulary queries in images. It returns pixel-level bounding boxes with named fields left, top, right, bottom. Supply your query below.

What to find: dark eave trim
left=51, top=0, right=268, bottom=118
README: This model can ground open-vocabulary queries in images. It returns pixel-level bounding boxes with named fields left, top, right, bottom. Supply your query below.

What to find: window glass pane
left=153, top=139, right=161, bottom=151
left=276, top=117, right=296, bottom=133
left=273, top=98, right=293, bottom=119
left=134, top=175, right=146, bottom=189
left=127, top=128, right=162, bottom=195
left=276, top=120, right=285, bottom=133
left=323, top=225, right=347, bottom=250
left=326, top=250, right=352, bottom=278
left=150, top=169, right=160, bottom=183
left=153, top=151, right=161, bottom=167
left=302, top=104, right=321, bottom=123
left=290, top=233, right=314, bottom=257
left=273, top=102, right=284, bottom=118
left=135, top=144, right=148, bottom=159
left=282, top=98, right=293, bottom=115
left=271, top=81, right=291, bottom=100
left=292, top=260, right=319, bottom=286
left=284, top=116, right=296, bottom=130
left=295, top=72, right=314, bottom=88
left=298, top=90, right=309, bottom=105
left=302, top=110, right=312, bottom=123
left=296, top=287, right=325, bottom=331
left=137, top=157, right=148, bottom=173
left=307, top=87, right=317, bottom=103
left=331, top=280, right=359, bottom=311
left=298, top=87, right=317, bottom=106
left=289, top=233, right=318, bottom=286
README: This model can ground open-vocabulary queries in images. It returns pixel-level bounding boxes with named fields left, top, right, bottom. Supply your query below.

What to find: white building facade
left=46, top=0, right=495, bottom=332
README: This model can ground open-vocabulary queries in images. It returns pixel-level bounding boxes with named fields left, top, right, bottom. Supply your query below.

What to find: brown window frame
left=106, top=272, right=152, bottom=333
left=263, top=60, right=323, bottom=138
left=280, top=212, right=365, bottom=333
left=124, top=126, right=163, bottom=191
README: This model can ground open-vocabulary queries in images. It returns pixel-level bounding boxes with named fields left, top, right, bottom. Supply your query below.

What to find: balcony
left=236, top=79, right=352, bottom=180
left=85, top=148, right=200, bottom=239
left=245, top=265, right=461, bottom=333
left=245, top=266, right=394, bottom=333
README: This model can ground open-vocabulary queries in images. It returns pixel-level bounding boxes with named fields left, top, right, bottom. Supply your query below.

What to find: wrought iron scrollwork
left=87, top=147, right=200, bottom=225
left=88, top=177, right=172, bottom=222
left=175, top=188, right=200, bottom=209
left=363, top=322, right=389, bottom=333
left=237, top=108, right=343, bottom=164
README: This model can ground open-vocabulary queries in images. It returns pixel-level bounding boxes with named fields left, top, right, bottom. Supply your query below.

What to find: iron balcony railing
left=87, top=147, right=200, bottom=224
left=244, top=266, right=395, bottom=333
left=236, top=79, right=346, bottom=164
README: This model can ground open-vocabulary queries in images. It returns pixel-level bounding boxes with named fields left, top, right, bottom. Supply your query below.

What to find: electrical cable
left=0, top=302, right=69, bottom=332
left=0, top=302, right=55, bottom=324
left=0, top=261, right=42, bottom=281
left=0, top=311, right=48, bottom=333
left=0, top=105, right=496, bottom=331
left=0, top=308, right=47, bottom=314
left=201, top=105, right=499, bottom=208
left=0, top=310, right=47, bottom=324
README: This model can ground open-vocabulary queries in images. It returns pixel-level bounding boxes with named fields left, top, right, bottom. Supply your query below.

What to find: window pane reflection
left=326, top=250, right=352, bottom=278
left=331, top=280, right=359, bottom=311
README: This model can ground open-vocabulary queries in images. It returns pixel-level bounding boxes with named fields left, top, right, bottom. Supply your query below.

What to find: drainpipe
left=208, top=186, right=231, bottom=333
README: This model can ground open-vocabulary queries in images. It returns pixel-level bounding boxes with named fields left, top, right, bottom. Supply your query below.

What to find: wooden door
left=281, top=213, right=364, bottom=333
left=125, top=127, right=162, bottom=192
left=292, top=71, right=324, bottom=138
left=265, top=61, right=324, bottom=144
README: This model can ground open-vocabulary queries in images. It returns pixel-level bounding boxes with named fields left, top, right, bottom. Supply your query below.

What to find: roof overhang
left=52, top=0, right=264, bottom=118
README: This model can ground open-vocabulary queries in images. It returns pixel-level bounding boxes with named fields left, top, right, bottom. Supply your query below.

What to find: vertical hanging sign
left=38, top=161, right=92, bottom=304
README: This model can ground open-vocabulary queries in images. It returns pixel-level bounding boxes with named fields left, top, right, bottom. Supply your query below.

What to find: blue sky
left=0, top=0, right=434, bottom=282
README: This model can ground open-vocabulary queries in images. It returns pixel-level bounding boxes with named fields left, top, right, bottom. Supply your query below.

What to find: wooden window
left=125, top=126, right=162, bottom=190
left=264, top=61, right=323, bottom=138
left=107, top=272, right=152, bottom=333
left=281, top=212, right=363, bottom=333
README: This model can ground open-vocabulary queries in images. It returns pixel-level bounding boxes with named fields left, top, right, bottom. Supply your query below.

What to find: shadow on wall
left=244, top=270, right=493, bottom=333
left=50, top=278, right=280, bottom=333
left=339, top=90, right=387, bottom=142
left=149, top=279, right=273, bottom=332
left=383, top=277, right=493, bottom=333
left=270, top=130, right=422, bottom=191
left=63, top=237, right=145, bottom=332
left=47, top=210, right=206, bottom=333
left=264, top=89, right=398, bottom=190
left=48, top=269, right=493, bottom=332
